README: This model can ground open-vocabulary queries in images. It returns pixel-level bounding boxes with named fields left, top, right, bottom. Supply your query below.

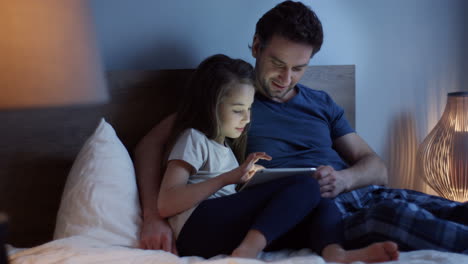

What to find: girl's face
left=216, top=82, right=255, bottom=144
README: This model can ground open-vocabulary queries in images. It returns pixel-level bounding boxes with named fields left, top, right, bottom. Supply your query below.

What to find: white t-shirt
left=167, top=128, right=238, bottom=238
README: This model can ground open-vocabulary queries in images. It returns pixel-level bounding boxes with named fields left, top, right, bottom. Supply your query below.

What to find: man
left=134, top=0, right=468, bottom=254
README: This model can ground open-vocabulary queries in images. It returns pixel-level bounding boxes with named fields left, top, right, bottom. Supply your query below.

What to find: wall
left=309, top=1, right=468, bottom=192
left=90, top=0, right=468, bottom=192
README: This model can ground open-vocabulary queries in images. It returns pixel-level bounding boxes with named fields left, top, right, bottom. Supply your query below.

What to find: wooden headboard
left=0, top=65, right=354, bottom=247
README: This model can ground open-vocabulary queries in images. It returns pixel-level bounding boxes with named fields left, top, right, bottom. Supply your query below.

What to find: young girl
left=158, top=54, right=399, bottom=263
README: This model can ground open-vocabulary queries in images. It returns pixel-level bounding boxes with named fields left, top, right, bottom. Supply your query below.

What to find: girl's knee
left=287, top=174, right=320, bottom=199
left=292, top=174, right=319, bottom=189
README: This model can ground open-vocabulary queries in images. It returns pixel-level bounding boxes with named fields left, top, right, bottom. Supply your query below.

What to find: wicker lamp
left=418, top=92, right=468, bottom=202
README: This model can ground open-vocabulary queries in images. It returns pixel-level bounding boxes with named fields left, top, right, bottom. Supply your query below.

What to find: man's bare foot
left=322, top=242, right=399, bottom=263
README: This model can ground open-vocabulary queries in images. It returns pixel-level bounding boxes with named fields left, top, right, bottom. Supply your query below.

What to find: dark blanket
left=334, top=185, right=468, bottom=254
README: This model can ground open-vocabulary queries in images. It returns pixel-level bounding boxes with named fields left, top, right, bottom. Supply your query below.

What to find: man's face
left=252, top=35, right=314, bottom=102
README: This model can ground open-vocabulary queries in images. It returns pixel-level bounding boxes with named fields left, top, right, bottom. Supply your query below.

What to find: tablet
left=238, top=168, right=316, bottom=191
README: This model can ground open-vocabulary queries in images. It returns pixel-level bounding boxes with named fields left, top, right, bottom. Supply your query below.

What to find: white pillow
left=54, top=118, right=141, bottom=247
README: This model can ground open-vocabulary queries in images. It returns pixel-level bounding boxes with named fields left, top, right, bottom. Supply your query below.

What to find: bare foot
left=323, top=242, right=399, bottom=263
left=231, top=246, right=261, bottom=259
left=231, top=229, right=266, bottom=259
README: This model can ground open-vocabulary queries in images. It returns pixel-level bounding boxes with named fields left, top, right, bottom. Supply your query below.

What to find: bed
left=1, top=65, right=467, bottom=264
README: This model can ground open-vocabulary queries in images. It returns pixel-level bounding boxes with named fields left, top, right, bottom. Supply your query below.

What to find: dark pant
left=176, top=175, right=344, bottom=258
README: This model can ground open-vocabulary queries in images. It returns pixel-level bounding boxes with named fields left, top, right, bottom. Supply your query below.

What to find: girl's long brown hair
left=165, top=54, right=255, bottom=165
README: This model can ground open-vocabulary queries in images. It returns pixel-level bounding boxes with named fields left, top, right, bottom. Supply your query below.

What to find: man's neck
left=256, top=85, right=298, bottom=103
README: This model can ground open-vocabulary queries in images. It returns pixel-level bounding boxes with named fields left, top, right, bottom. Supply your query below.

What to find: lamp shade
left=418, top=92, right=468, bottom=202
left=0, top=1, right=108, bottom=109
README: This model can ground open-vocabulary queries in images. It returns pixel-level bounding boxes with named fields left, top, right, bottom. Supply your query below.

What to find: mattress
left=8, top=236, right=468, bottom=264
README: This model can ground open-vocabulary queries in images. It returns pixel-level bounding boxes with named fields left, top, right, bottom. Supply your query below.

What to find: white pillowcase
left=54, top=118, right=141, bottom=247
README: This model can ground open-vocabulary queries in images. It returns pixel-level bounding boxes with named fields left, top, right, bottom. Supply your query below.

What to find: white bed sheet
left=8, top=236, right=468, bottom=264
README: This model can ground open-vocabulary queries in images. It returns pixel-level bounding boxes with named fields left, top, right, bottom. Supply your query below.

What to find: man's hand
left=313, top=165, right=349, bottom=198
left=139, top=215, right=178, bottom=255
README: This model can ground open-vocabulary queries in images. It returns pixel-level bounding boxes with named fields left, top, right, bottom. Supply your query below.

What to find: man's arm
left=315, top=132, right=388, bottom=198
left=133, top=113, right=176, bottom=252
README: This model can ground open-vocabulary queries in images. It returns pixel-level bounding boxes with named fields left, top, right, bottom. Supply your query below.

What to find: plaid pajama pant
left=334, top=185, right=468, bottom=254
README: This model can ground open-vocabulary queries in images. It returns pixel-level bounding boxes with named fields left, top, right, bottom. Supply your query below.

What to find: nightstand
left=0, top=213, right=8, bottom=264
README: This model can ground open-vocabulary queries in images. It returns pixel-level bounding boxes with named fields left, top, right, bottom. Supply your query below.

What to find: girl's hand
left=241, top=164, right=265, bottom=182
left=223, top=152, right=272, bottom=185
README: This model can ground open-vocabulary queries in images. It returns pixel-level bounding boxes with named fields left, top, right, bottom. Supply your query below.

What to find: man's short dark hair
left=255, top=1, right=323, bottom=57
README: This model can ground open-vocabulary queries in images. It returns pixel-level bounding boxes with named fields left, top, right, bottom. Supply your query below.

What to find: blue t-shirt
left=247, top=84, right=354, bottom=170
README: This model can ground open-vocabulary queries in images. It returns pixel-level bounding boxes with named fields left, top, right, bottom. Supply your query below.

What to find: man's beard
left=260, top=78, right=294, bottom=100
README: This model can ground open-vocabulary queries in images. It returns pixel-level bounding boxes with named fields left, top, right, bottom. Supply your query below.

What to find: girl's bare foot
left=231, top=229, right=266, bottom=259
left=322, top=241, right=399, bottom=263
left=231, top=245, right=261, bottom=259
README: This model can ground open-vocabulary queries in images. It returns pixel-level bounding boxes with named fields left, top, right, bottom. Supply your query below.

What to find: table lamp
left=418, top=92, right=468, bottom=202
left=0, top=1, right=108, bottom=261
left=0, top=0, right=108, bottom=109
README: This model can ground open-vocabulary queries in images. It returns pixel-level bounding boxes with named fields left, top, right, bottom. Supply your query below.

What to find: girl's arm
left=158, top=160, right=229, bottom=218
left=158, top=152, right=271, bottom=218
